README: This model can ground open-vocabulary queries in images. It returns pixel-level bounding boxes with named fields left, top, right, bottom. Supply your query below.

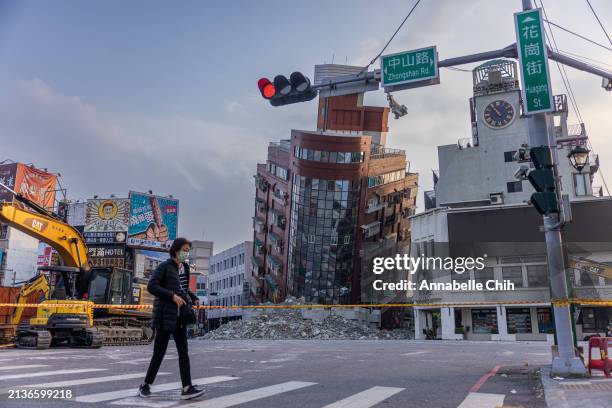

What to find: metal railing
left=370, top=147, right=405, bottom=160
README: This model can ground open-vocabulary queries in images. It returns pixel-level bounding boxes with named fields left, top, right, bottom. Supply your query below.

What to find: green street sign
left=381, top=46, right=438, bottom=88
left=514, top=8, right=553, bottom=114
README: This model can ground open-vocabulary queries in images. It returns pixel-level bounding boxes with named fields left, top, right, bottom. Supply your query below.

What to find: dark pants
left=144, top=324, right=191, bottom=387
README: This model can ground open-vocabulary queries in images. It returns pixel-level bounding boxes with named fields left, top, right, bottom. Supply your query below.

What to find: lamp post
left=568, top=146, right=590, bottom=173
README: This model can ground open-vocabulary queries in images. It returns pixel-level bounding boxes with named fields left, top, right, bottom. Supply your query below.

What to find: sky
left=0, top=0, right=610, bottom=252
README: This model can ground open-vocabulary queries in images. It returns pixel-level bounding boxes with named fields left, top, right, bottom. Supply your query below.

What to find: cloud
left=0, top=78, right=298, bottom=251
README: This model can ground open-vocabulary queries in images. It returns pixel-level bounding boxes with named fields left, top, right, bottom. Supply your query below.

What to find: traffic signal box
left=528, top=146, right=558, bottom=215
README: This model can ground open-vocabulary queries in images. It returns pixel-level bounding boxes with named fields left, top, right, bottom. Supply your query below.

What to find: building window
left=506, top=308, right=532, bottom=334
left=573, top=173, right=588, bottom=196
left=526, top=264, right=548, bottom=287
left=294, top=147, right=364, bottom=163
left=474, top=267, right=494, bottom=285
left=367, top=169, right=405, bottom=188
left=501, top=266, right=523, bottom=288
left=471, top=308, right=498, bottom=334
left=506, top=181, right=523, bottom=193
left=504, top=151, right=516, bottom=162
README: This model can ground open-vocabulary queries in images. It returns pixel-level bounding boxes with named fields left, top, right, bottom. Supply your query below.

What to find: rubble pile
left=202, top=297, right=411, bottom=340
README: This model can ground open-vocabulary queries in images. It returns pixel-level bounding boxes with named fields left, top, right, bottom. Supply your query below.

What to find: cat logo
left=25, top=217, right=48, bottom=232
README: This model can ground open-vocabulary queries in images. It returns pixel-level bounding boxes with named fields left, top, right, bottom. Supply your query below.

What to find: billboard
left=0, top=163, right=57, bottom=209
left=127, top=192, right=178, bottom=250
left=37, top=243, right=59, bottom=267
left=134, top=249, right=168, bottom=279
left=84, top=198, right=130, bottom=245
left=88, top=245, right=126, bottom=268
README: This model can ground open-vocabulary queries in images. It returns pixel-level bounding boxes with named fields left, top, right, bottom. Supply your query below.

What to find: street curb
left=540, top=366, right=570, bottom=408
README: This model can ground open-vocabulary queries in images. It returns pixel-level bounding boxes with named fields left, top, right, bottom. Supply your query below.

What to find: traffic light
left=257, top=72, right=317, bottom=106
left=527, top=146, right=558, bottom=215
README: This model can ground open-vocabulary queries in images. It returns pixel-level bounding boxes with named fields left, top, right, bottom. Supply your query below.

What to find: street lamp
left=567, top=145, right=590, bottom=173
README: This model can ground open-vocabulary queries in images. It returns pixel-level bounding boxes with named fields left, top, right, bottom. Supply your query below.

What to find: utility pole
left=521, top=0, right=586, bottom=376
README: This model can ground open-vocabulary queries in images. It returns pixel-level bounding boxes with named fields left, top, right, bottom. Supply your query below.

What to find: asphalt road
left=0, top=340, right=551, bottom=408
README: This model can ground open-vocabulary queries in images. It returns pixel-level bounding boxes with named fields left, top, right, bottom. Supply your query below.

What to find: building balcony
left=251, top=255, right=264, bottom=276
left=361, top=221, right=381, bottom=239
left=254, top=173, right=269, bottom=192
left=272, top=189, right=288, bottom=206
left=252, top=217, right=266, bottom=234
left=270, top=208, right=286, bottom=229
left=266, top=254, right=282, bottom=274
left=255, top=197, right=267, bottom=213
left=370, top=146, right=406, bottom=160
left=364, top=200, right=387, bottom=214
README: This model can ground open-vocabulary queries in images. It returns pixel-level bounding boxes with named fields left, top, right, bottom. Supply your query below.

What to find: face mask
left=177, top=251, right=189, bottom=263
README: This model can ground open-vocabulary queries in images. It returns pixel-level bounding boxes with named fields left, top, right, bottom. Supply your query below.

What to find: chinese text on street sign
left=515, top=8, right=553, bottom=114
left=381, top=46, right=438, bottom=87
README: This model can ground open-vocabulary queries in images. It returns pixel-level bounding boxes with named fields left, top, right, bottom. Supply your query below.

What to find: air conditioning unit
left=490, top=192, right=504, bottom=205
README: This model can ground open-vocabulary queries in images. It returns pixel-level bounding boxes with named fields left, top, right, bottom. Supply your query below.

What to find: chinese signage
left=84, top=198, right=130, bottom=244
left=37, top=243, right=59, bottom=267
left=0, top=163, right=57, bottom=209
left=127, top=192, right=178, bottom=249
left=88, top=246, right=126, bottom=268
left=381, top=46, right=438, bottom=87
left=515, top=8, right=553, bottom=114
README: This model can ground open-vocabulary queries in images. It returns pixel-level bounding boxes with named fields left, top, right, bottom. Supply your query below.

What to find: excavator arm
left=10, top=274, right=49, bottom=326
left=0, top=201, right=88, bottom=269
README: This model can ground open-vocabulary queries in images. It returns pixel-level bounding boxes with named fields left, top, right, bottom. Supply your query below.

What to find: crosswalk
left=0, top=350, right=507, bottom=408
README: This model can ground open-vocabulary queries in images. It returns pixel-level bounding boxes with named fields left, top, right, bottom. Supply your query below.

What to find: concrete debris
left=202, top=297, right=411, bottom=341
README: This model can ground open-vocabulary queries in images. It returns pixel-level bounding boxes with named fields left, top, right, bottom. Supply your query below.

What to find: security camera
left=514, top=164, right=530, bottom=180
left=387, top=93, right=408, bottom=119
left=513, top=144, right=530, bottom=162
left=603, top=77, right=612, bottom=91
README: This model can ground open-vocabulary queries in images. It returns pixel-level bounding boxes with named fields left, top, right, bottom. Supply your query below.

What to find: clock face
left=483, top=100, right=515, bottom=129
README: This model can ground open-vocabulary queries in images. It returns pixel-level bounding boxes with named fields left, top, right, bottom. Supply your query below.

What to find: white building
left=0, top=225, right=39, bottom=285
left=208, top=241, right=252, bottom=326
left=409, top=59, right=611, bottom=342
left=190, top=240, right=213, bottom=302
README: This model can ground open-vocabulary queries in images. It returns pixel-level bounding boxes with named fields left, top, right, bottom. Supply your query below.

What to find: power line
left=443, top=66, right=471, bottom=73
left=556, top=49, right=612, bottom=69
left=585, top=0, right=612, bottom=46
left=358, top=0, right=422, bottom=75
left=543, top=18, right=612, bottom=52
left=539, top=0, right=611, bottom=197
left=538, top=0, right=583, bottom=123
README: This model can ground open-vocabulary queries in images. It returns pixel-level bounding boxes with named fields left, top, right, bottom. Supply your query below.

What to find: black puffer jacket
left=148, top=259, right=198, bottom=332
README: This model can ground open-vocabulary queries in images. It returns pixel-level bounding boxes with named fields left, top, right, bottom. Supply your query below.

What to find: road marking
left=0, top=368, right=106, bottom=381
left=401, top=351, right=429, bottom=356
left=457, top=392, right=505, bottom=408
left=0, top=364, right=48, bottom=371
left=0, top=372, right=170, bottom=394
left=76, top=376, right=239, bottom=403
left=469, top=364, right=502, bottom=393
left=183, top=381, right=317, bottom=408
left=0, top=350, right=79, bottom=358
left=113, top=357, right=177, bottom=364
left=321, top=386, right=405, bottom=408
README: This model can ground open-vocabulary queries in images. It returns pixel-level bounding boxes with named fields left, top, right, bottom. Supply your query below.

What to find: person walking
left=138, top=237, right=205, bottom=400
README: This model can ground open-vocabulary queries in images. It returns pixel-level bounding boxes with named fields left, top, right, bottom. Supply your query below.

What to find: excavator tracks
left=95, top=317, right=154, bottom=346
left=15, top=328, right=52, bottom=349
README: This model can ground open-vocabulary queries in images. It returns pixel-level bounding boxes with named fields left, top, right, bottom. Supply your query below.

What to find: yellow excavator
left=1, top=191, right=102, bottom=348
left=1, top=184, right=153, bottom=348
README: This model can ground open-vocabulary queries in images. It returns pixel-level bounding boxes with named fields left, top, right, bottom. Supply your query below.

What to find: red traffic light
left=258, top=78, right=276, bottom=99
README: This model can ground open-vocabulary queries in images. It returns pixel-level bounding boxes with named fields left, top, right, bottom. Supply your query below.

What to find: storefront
left=471, top=308, right=498, bottom=334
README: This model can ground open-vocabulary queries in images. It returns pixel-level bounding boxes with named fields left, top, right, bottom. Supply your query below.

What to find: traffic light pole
left=526, top=71, right=587, bottom=377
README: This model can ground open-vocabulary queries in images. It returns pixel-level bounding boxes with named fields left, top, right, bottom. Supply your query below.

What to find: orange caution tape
left=0, top=298, right=611, bottom=309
